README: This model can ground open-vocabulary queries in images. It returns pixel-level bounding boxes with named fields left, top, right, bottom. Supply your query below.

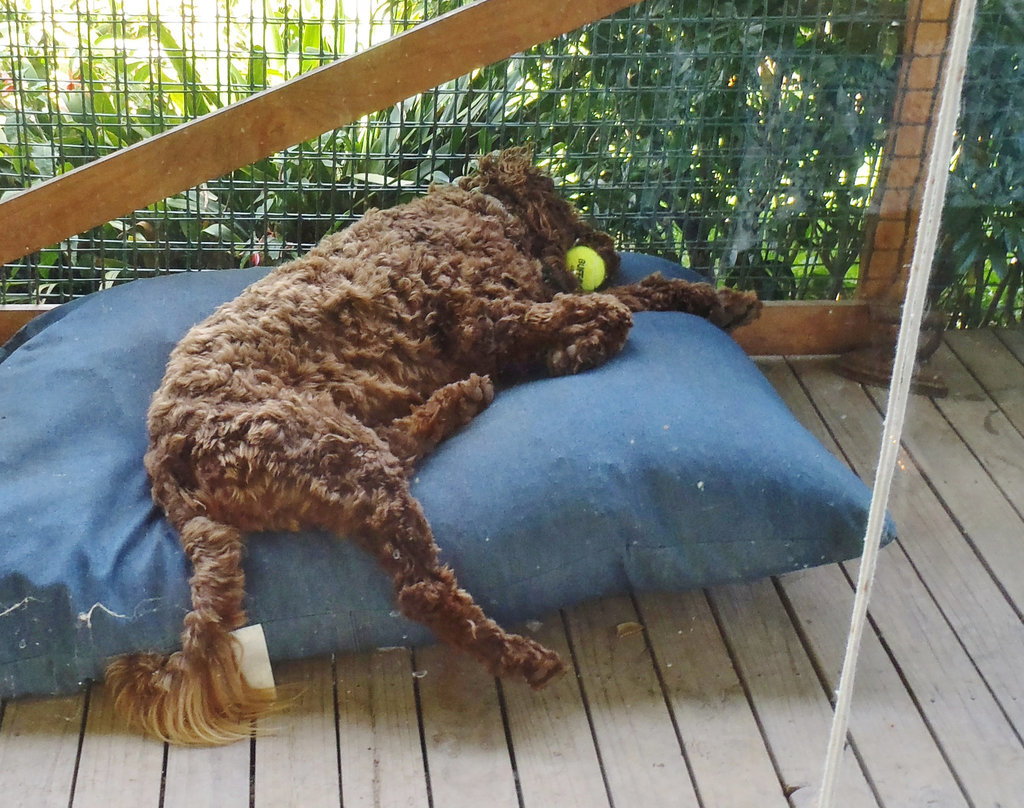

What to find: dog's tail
left=104, top=516, right=276, bottom=745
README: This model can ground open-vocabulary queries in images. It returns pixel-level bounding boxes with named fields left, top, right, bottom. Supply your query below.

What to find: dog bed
left=0, top=253, right=893, bottom=697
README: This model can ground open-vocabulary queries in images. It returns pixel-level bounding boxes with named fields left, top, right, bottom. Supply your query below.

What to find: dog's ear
left=458, top=146, right=543, bottom=193
left=457, top=147, right=621, bottom=291
left=488, top=146, right=536, bottom=188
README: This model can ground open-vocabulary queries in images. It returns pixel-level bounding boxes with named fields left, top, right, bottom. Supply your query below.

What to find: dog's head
left=456, top=147, right=620, bottom=293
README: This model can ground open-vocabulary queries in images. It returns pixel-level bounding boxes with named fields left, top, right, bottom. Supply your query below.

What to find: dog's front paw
left=709, top=287, right=762, bottom=331
left=463, top=372, right=495, bottom=408
left=546, top=297, right=632, bottom=375
left=444, top=373, right=494, bottom=424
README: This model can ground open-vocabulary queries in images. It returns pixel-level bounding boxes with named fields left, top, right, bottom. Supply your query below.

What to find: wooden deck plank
left=994, top=327, right=1024, bottom=367
left=949, top=328, right=1024, bottom=435
left=937, top=332, right=1024, bottom=516
left=563, top=596, right=700, bottom=808
left=71, top=684, right=165, bottom=808
left=163, top=734, right=250, bottom=808
left=709, top=580, right=880, bottom=808
left=635, top=590, right=791, bottom=808
left=779, top=565, right=970, bottom=808
left=0, top=695, right=85, bottom=808
left=499, top=617, right=612, bottom=808
left=859, top=361, right=1024, bottom=612
left=844, top=549, right=1024, bottom=804
left=3, top=333, right=1024, bottom=808
left=932, top=337, right=1024, bottom=484
left=768, top=358, right=1024, bottom=737
left=787, top=360, right=1024, bottom=806
left=254, top=657, right=340, bottom=808
left=414, top=643, right=519, bottom=808
left=762, top=360, right=971, bottom=807
left=335, top=647, right=429, bottom=808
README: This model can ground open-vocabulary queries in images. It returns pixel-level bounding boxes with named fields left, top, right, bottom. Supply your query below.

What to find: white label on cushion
left=230, top=624, right=276, bottom=692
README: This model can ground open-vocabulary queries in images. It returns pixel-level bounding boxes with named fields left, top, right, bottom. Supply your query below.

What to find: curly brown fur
left=106, top=146, right=760, bottom=745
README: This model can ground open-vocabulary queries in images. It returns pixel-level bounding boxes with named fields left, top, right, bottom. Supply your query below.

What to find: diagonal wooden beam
left=0, top=0, right=641, bottom=266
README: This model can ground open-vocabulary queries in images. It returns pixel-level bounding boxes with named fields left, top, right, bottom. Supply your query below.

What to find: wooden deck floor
left=1, top=328, right=1022, bottom=808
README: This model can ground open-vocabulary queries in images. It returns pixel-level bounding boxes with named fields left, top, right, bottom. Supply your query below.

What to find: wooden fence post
left=839, top=0, right=965, bottom=392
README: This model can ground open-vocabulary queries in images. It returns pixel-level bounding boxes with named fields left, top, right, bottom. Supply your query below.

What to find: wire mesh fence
left=0, top=0, right=1020, bottom=324
left=937, top=0, right=1023, bottom=327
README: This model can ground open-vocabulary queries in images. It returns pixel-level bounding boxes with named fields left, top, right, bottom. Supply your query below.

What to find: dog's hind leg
left=246, top=400, right=564, bottom=689
left=169, top=395, right=562, bottom=690
left=372, top=530, right=566, bottom=688
left=335, top=443, right=565, bottom=687
left=380, top=373, right=494, bottom=468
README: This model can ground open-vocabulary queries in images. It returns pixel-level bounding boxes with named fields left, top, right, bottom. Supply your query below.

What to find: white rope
left=816, top=1, right=979, bottom=805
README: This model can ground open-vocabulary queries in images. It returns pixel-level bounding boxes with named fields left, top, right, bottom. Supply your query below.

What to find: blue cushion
left=0, top=253, right=892, bottom=697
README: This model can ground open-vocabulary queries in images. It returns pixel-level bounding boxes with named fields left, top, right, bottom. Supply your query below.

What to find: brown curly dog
left=105, top=147, right=760, bottom=744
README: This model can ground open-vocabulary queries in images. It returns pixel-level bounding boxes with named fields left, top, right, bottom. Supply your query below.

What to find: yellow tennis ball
left=566, top=245, right=607, bottom=291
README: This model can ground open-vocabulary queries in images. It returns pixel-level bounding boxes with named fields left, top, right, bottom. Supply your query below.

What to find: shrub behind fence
left=0, top=0, right=1019, bottom=325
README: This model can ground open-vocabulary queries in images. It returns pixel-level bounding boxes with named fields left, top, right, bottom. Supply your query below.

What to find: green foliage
left=369, top=0, right=904, bottom=303
left=1, top=0, right=1020, bottom=325
left=933, top=0, right=1023, bottom=326
left=0, top=0, right=358, bottom=298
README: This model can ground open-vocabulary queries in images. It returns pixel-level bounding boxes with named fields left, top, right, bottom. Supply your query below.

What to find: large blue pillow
left=0, top=254, right=891, bottom=697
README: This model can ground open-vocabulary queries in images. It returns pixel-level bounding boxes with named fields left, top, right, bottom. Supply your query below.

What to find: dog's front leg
left=496, top=294, right=633, bottom=375
left=380, top=373, right=494, bottom=468
left=604, top=272, right=762, bottom=331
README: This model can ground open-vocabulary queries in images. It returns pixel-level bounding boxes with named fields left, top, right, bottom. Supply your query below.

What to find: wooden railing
left=0, top=0, right=960, bottom=356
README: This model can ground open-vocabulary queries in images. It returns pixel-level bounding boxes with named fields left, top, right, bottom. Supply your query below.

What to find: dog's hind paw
left=525, top=653, right=567, bottom=690
left=499, top=635, right=566, bottom=690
